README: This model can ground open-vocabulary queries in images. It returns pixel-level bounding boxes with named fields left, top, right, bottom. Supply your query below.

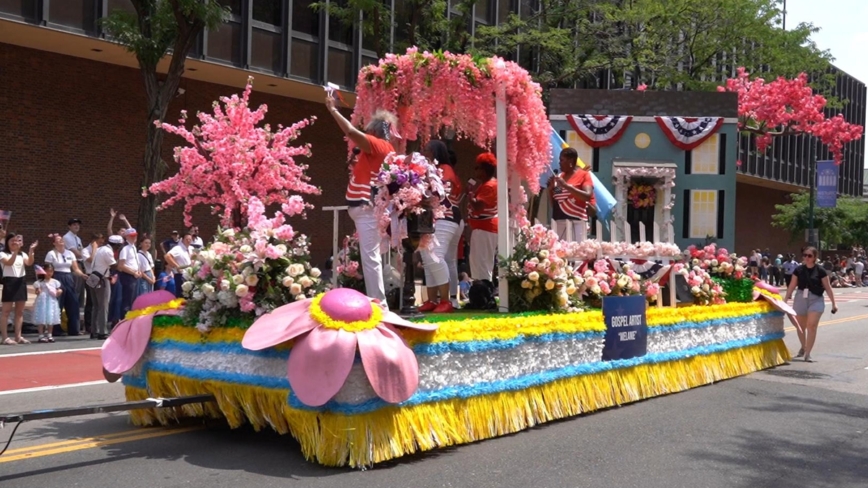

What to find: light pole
left=807, top=136, right=818, bottom=248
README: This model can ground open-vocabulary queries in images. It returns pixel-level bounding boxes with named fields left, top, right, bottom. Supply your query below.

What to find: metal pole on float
left=495, top=60, right=510, bottom=312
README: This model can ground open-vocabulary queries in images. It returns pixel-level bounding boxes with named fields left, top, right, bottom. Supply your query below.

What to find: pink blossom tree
left=718, top=67, right=863, bottom=164
left=149, top=77, right=320, bottom=228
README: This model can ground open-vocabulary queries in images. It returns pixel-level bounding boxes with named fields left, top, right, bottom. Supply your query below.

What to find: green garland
left=713, top=277, right=755, bottom=303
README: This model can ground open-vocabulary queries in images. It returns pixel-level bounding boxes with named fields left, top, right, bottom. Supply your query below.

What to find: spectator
left=44, top=234, right=87, bottom=336
left=64, top=218, right=89, bottom=334
left=107, top=208, right=131, bottom=237
left=118, top=228, right=142, bottom=315
left=190, top=226, right=204, bottom=250
left=107, top=235, right=124, bottom=328
left=89, top=233, right=115, bottom=340
left=164, top=232, right=193, bottom=298
left=1, top=233, right=38, bottom=345
left=32, top=263, right=61, bottom=343
left=782, top=254, right=798, bottom=288
left=161, top=230, right=181, bottom=255
left=137, top=236, right=156, bottom=295
left=154, top=261, right=176, bottom=296
left=458, top=272, right=472, bottom=303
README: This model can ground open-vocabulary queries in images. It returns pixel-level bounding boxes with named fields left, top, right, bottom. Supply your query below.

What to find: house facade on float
left=548, top=89, right=739, bottom=251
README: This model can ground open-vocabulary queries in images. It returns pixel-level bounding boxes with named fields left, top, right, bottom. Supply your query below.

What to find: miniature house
left=548, top=89, right=739, bottom=250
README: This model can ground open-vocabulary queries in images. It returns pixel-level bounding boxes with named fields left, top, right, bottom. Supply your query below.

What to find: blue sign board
left=601, top=295, right=648, bottom=361
left=816, top=160, right=838, bottom=208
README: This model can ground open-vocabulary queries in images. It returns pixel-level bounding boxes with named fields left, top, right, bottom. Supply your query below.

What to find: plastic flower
left=101, top=291, right=183, bottom=382
left=242, top=288, right=438, bottom=407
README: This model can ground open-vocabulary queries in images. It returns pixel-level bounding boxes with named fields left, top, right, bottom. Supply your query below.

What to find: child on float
left=32, top=264, right=62, bottom=343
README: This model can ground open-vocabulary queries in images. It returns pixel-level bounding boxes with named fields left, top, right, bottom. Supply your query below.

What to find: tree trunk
left=137, top=114, right=167, bottom=240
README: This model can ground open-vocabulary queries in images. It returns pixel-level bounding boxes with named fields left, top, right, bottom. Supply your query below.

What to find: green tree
left=101, top=0, right=227, bottom=238
left=772, top=192, right=868, bottom=247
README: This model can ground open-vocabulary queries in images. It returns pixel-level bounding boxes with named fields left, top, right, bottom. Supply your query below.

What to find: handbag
left=86, top=270, right=104, bottom=289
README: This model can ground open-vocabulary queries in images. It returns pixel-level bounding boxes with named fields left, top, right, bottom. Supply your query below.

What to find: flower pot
left=406, top=209, right=435, bottom=237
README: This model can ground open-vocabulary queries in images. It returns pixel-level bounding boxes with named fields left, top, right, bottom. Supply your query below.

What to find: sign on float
left=602, top=295, right=648, bottom=361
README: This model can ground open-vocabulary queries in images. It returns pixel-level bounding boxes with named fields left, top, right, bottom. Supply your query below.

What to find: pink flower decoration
left=636, top=83, right=648, bottom=91
left=101, top=290, right=181, bottom=383
left=242, top=288, right=437, bottom=407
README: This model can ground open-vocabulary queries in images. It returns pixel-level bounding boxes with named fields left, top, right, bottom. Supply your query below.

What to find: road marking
left=784, top=313, right=868, bottom=332
left=0, top=347, right=102, bottom=358
left=0, top=380, right=108, bottom=396
left=0, top=426, right=203, bottom=463
left=2, top=429, right=145, bottom=455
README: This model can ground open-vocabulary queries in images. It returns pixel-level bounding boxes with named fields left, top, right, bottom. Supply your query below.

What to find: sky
left=782, top=0, right=868, bottom=167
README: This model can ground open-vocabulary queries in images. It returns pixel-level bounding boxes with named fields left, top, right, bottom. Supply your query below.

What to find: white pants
left=446, top=220, right=465, bottom=297
left=348, top=205, right=386, bottom=302
left=552, top=219, right=587, bottom=243
left=421, top=220, right=461, bottom=288
left=469, top=228, right=498, bottom=282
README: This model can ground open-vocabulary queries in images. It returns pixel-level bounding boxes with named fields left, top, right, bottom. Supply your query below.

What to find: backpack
left=465, top=279, right=497, bottom=311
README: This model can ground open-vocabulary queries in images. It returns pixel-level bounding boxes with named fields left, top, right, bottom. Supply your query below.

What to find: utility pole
left=808, top=136, right=817, bottom=248
left=782, top=0, right=787, bottom=31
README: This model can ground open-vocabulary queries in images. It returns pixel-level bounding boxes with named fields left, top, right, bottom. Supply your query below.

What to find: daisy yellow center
left=124, top=299, right=186, bottom=320
left=309, top=293, right=382, bottom=332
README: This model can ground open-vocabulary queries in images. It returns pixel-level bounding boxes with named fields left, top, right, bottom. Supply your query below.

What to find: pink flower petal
left=132, top=290, right=177, bottom=311
left=287, top=326, right=357, bottom=407
left=357, top=324, right=419, bottom=404
left=380, top=309, right=438, bottom=331
left=759, top=294, right=797, bottom=317
left=101, top=314, right=154, bottom=374
left=242, top=299, right=313, bottom=350
left=752, top=290, right=761, bottom=301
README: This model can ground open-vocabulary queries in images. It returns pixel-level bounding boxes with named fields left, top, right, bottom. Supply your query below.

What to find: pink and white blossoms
left=149, top=77, right=320, bottom=227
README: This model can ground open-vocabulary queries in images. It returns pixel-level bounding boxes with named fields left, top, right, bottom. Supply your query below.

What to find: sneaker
left=432, top=301, right=455, bottom=313
left=47, top=336, right=55, bottom=343
left=417, top=301, right=438, bottom=312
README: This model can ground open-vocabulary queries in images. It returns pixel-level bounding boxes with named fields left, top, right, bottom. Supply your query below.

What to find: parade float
left=102, top=50, right=794, bottom=468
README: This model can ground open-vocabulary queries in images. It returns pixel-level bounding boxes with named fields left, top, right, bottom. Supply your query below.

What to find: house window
left=689, top=190, right=718, bottom=239
left=564, top=131, right=593, bottom=169
left=691, top=134, right=719, bottom=174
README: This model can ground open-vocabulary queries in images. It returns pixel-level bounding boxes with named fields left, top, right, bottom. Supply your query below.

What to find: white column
left=495, top=61, right=510, bottom=312
left=322, top=205, right=348, bottom=287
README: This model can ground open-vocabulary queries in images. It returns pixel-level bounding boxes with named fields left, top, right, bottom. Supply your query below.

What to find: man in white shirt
left=118, top=228, right=142, bottom=315
left=164, top=232, right=193, bottom=298
left=89, top=234, right=116, bottom=339
left=190, top=226, right=204, bottom=250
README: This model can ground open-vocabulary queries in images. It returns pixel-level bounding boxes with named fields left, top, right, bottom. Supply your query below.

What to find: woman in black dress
left=1, top=232, right=38, bottom=345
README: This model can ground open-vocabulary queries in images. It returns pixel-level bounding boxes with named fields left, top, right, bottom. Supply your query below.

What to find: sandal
left=47, top=337, right=55, bottom=343
left=38, top=337, right=49, bottom=343
left=2, top=338, right=17, bottom=345
left=16, top=337, right=31, bottom=344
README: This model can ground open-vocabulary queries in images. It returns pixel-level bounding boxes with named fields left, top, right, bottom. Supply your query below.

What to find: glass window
left=293, top=0, right=319, bottom=36
left=251, top=28, right=283, bottom=73
left=689, top=190, right=718, bottom=239
left=253, top=0, right=281, bottom=25
left=50, top=0, right=97, bottom=31
left=0, top=0, right=38, bottom=19
left=564, top=131, right=593, bottom=168
left=497, top=0, right=513, bottom=23
left=218, top=0, right=241, bottom=15
left=328, top=0, right=353, bottom=45
left=106, top=0, right=134, bottom=14
left=475, top=0, right=492, bottom=23
left=208, top=21, right=243, bottom=65
left=327, top=48, right=354, bottom=88
left=291, top=38, right=319, bottom=80
left=691, top=135, right=720, bottom=174
left=362, top=56, right=379, bottom=68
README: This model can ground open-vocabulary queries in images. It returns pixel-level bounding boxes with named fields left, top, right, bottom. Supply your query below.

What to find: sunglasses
left=803, top=254, right=814, bottom=258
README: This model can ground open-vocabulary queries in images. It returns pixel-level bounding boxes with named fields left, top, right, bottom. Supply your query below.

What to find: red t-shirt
left=440, top=164, right=462, bottom=222
left=346, top=135, right=394, bottom=204
left=468, top=178, right=498, bottom=233
left=551, top=169, right=595, bottom=221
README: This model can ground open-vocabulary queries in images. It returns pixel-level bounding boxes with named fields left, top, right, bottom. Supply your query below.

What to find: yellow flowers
left=124, top=299, right=186, bottom=320
left=309, top=293, right=383, bottom=332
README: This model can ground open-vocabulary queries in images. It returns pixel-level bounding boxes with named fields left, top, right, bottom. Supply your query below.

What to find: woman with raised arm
left=325, top=93, right=398, bottom=307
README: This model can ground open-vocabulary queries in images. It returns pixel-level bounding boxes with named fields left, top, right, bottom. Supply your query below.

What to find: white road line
left=0, top=380, right=109, bottom=396
left=0, top=347, right=102, bottom=358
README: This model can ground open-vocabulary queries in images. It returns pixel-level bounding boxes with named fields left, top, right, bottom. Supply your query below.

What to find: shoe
left=38, top=337, right=49, bottom=343
left=97, top=334, right=108, bottom=340
left=47, top=337, right=55, bottom=343
left=16, top=337, right=31, bottom=344
left=795, top=348, right=805, bottom=358
left=417, top=301, right=438, bottom=312
left=2, top=338, right=16, bottom=345
left=432, top=301, right=455, bottom=313
left=91, top=333, right=97, bottom=339
left=804, top=356, right=814, bottom=363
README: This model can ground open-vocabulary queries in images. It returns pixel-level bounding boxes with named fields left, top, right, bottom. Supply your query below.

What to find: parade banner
left=816, top=160, right=838, bottom=208
left=601, top=295, right=648, bottom=361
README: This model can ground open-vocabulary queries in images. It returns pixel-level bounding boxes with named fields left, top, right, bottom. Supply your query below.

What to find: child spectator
left=33, top=264, right=62, bottom=343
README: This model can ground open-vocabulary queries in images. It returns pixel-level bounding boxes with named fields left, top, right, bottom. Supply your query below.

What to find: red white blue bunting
left=566, top=114, right=633, bottom=148
left=654, top=116, right=724, bottom=151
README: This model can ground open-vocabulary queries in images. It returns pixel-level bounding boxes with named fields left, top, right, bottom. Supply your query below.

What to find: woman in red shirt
left=418, top=140, right=462, bottom=313
left=548, top=147, right=594, bottom=242
left=467, top=153, right=498, bottom=283
left=326, top=94, right=397, bottom=305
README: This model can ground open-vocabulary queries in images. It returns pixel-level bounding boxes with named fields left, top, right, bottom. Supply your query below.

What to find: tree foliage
left=101, top=0, right=228, bottom=238
left=324, top=0, right=833, bottom=94
left=772, top=192, right=868, bottom=247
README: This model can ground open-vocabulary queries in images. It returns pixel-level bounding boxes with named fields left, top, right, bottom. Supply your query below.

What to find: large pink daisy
left=101, top=290, right=182, bottom=383
left=242, top=288, right=437, bottom=407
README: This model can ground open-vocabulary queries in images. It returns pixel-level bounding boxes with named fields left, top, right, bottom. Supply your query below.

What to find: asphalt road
left=2, top=291, right=867, bottom=488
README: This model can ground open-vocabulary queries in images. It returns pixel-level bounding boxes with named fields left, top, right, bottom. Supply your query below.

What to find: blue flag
left=540, top=128, right=617, bottom=226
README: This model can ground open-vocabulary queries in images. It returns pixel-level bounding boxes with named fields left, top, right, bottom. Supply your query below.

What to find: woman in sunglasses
left=785, top=246, right=837, bottom=362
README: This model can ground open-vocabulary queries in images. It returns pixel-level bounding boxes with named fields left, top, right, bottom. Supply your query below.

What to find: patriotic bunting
left=566, top=114, right=633, bottom=148
left=655, top=116, right=724, bottom=151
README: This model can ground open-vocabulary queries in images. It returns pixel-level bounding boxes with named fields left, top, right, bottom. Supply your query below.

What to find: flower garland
left=628, top=183, right=656, bottom=209
left=353, top=48, right=551, bottom=194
